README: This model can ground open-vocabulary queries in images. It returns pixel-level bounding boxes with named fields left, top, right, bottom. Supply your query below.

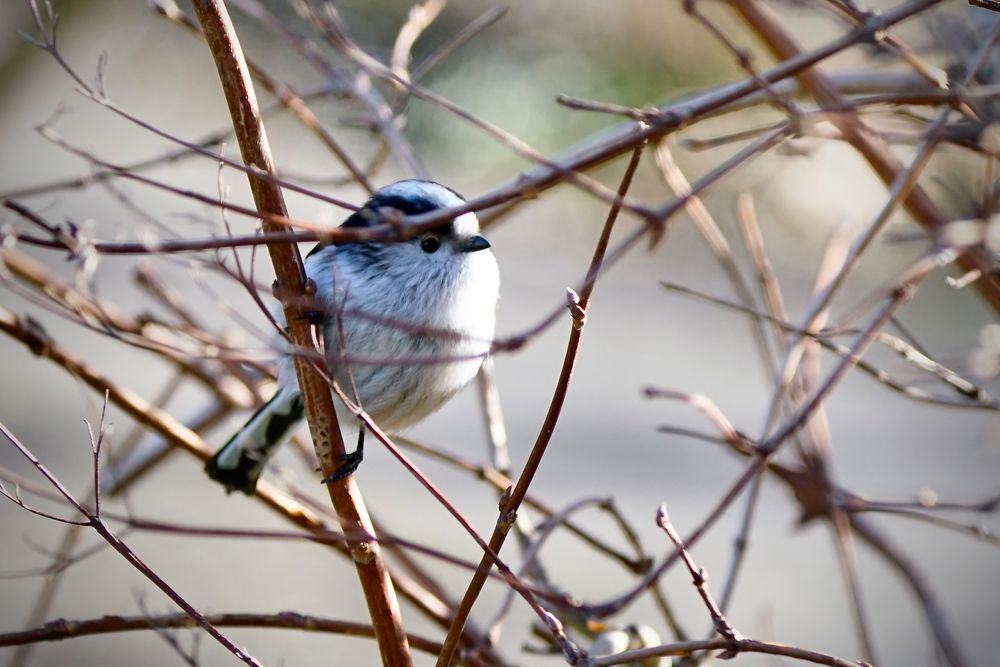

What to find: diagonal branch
left=436, top=141, right=647, bottom=666
left=0, top=415, right=262, bottom=666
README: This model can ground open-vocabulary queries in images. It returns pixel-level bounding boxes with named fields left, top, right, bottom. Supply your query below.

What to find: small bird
left=205, top=180, right=500, bottom=494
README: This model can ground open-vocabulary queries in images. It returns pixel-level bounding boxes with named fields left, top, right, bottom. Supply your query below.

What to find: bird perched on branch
left=205, top=179, right=500, bottom=494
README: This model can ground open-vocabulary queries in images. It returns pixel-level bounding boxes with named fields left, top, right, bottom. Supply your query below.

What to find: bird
left=205, top=179, right=500, bottom=494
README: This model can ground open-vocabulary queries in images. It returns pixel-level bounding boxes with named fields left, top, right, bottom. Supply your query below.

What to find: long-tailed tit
left=205, top=180, right=500, bottom=494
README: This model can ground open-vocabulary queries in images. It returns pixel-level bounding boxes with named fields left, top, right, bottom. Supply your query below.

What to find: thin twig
left=583, top=635, right=867, bottom=667
left=655, top=505, right=739, bottom=648
left=0, top=414, right=261, bottom=666
left=436, top=140, right=648, bottom=666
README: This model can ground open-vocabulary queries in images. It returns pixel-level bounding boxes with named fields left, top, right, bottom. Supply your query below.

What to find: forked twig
left=0, top=410, right=261, bottom=665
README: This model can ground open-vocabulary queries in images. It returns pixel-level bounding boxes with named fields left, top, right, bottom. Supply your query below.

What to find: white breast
left=295, top=242, right=499, bottom=432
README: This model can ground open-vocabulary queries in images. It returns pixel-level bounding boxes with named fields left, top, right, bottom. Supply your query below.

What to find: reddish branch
left=187, top=2, right=412, bottom=665
left=436, top=144, right=647, bottom=665
left=655, top=506, right=739, bottom=647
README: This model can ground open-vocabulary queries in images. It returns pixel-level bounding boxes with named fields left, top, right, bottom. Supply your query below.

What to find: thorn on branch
left=499, top=484, right=513, bottom=510
left=499, top=509, right=518, bottom=533
left=566, top=288, right=587, bottom=330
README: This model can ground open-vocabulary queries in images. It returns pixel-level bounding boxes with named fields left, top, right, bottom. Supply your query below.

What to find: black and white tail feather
left=204, top=179, right=499, bottom=495
left=205, top=388, right=304, bottom=494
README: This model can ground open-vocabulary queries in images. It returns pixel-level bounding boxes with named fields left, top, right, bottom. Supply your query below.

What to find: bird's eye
left=420, top=234, right=441, bottom=253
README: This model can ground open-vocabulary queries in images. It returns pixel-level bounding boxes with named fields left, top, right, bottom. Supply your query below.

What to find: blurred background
left=1, top=1, right=998, bottom=665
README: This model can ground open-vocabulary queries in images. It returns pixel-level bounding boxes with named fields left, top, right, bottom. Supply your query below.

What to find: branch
left=655, top=505, right=739, bottom=650
left=583, top=636, right=867, bottom=667
left=186, top=2, right=411, bottom=665
left=436, top=141, right=646, bottom=665
left=0, top=611, right=448, bottom=661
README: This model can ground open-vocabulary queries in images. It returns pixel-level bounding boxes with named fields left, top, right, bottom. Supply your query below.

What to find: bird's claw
left=321, top=449, right=363, bottom=484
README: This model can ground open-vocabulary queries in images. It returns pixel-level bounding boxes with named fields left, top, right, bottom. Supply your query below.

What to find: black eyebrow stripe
left=314, top=182, right=469, bottom=255
left=341, top=196, right=455, bottom=234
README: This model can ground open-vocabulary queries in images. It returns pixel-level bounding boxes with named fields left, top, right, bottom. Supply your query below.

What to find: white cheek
left=452, top=212, right=481, bottom=238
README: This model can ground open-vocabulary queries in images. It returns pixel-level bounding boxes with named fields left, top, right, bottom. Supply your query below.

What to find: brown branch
left=649, top=371, right=988, bottom=667
left=585, top=246, right=950, bottom=621
left=652, top=140, right=775, bottom=376
left=3, top=214, right=317, bottom=255
left=391, top=0, right=447, bottom=79
left=334, top=399, right=580, bottom=659
left=396, top=436, right=650, bottom=574
left=657, top=280, right=996, bottom=409
left=8, top=3, right=994, bottom=666
left=0, top=611, right=450, bottom=661
left=150, top=0, right=375, bottom=192
left=851, top=515, right=969, bottom=667
left=186, top=2, right=412, bottom=665
left=655, top=506, right=739, bottom=649
left=239, top=0, right=427, bottom=178
left=480, top=0, right=942, bottom=228
left=0, top=247, right=252, bottom=407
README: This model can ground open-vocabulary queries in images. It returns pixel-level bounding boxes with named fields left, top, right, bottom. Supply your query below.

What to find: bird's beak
left=461, top=235, right=491, bottom=253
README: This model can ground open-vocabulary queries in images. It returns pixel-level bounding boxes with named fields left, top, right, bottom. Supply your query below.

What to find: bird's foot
left=321, top=449, right=363, bottom=484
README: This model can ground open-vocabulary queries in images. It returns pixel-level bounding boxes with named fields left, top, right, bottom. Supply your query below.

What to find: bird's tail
left=205, top=387, right=304, bottom=495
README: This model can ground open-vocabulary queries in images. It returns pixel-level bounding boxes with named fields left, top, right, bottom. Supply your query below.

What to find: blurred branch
left=235, top=0, right=427, bottom=178
left=851, top=515, right=969, bottom=667
left=0, top=611, right=451, bottom=661
left=658, top=280, right=997, bottom=409
left=486, top=0, right=944, bottom=225
left=391, top=0, right=447, bottom=79
left=4, top=200, right=316, bottom=253
left=152, top=0, right=376, bottom=192
left=583, top=635, right=867, bottom=667
left=725, top=0, right=1000, bottom=315
left=0, top=287, right=490, bottom=653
